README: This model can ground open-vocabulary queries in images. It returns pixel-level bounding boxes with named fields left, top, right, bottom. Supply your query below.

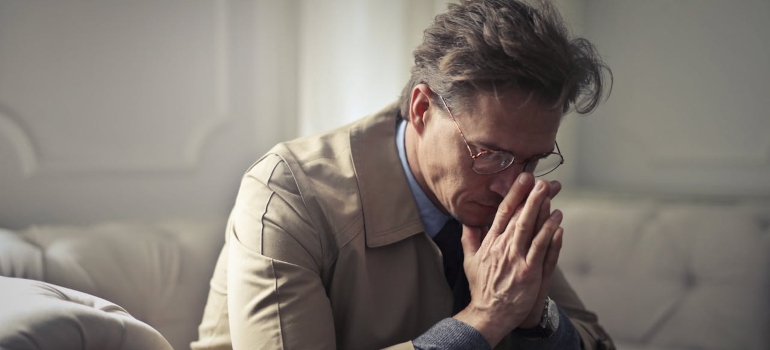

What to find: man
left=193, top=0, right=613, bottom=349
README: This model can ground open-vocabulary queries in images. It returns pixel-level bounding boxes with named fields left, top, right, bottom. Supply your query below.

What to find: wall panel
left=577, top=0, right=770, bottom=196
left=0, top=1, right=296, bottom=228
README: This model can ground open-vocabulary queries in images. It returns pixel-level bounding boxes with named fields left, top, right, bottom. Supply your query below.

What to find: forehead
left=457, top=90, right=563, bottom=154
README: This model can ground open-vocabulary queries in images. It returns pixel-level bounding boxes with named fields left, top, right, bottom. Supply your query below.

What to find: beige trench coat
left=192, top=103, right=613, bottom=350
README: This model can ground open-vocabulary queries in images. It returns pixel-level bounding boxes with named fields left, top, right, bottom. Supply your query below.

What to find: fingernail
left=536, top=180, right=545, bottom=191
left=518, top=173, right=529, bottom=184
left=551, top=210, right=562, bottom=221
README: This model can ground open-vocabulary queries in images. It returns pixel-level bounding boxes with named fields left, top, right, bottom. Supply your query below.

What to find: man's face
left=417, top=90, right=562, bottom=227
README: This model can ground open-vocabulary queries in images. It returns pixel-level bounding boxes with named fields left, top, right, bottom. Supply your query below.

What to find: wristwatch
left=513, top=296, right=560, bottom=338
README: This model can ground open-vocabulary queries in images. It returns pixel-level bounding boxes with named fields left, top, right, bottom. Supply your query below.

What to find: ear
left=408, top=84, right=436, bottom=135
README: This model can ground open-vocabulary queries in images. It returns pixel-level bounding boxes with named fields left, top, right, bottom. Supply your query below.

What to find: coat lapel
left=349, top=102, right=425, bottom=248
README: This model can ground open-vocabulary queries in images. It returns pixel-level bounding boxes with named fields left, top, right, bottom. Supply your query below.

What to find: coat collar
left=350, top=102, right=426, bottom=248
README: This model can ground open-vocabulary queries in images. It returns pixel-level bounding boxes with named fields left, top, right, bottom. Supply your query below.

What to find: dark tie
left=432, top=219, right=471, bottom=314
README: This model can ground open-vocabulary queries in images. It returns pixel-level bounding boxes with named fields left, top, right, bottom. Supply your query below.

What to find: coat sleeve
left=226, top=154, right=337, bottom=350
left=548, top=268, right=616, bottom=350
left=224, top=154, right=455, bottom=350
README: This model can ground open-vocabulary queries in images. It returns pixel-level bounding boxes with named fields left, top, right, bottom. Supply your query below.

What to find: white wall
left=1, top=0, right=766, bottom=229
left=575, top=0, right=770, bottom=196
left=297, top=0, right=450, bottom=135
left=0, top=0, right=296, bottom=229
left=0, top=0, right=443, bottom=229
left=549, top=0, right=586, bottom=186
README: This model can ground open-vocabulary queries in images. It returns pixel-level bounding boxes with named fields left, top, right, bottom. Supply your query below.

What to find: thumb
left=460, top=225, right=482, bottom=260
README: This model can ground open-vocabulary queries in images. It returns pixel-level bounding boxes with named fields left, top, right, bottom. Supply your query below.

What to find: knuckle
left=487, top=243, right=505, bottom=257
left=531, top=239, right=549, bottom=252
left=518, top=266, right=538, bottom=281
left=497, top=202, right=515, bottom=217
left=514, top=219, right=531, bottom=232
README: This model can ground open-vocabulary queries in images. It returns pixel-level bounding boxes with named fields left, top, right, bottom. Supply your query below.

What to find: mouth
left=475, top=201, right=500, bottom=210
left=463, top=202, right=498, bottom=227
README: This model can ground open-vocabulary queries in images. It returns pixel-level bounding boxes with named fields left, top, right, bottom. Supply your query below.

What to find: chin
left=456, top=204, right=496, bottom=228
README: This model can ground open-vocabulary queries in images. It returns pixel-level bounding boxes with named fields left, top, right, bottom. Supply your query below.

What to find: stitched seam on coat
left=257, top=155, right=282, bottom=254
left=260, top=175, right=286, bottom=348
left=337, top=225, right=363, bottom=251
left=269, top=153, right=329, bottom=272
left=259, top=160, right=324, bottom=273
left=259, top=190, right=277, bottom=255
left=270, top=258, right=286, bottom=349
left=270, top=153, right=323, bottom=239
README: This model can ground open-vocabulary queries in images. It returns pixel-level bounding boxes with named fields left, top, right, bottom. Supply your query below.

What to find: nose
left=489, top=164, right=524, bottom=197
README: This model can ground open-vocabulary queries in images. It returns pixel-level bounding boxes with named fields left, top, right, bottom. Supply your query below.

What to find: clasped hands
left=454, top=172, right=563, bottom=347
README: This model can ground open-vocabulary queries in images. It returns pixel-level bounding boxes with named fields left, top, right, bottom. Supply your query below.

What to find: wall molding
left=179, top=0, right=231, bottom=171
left=0, top=1, right=231, bottom=175
left=0, top=110, right=37, bottom=177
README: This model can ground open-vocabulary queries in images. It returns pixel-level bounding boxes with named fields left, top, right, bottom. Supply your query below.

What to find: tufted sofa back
left=555, top=193, right=770, bottom=350
left=0, top=219, right=225, bottom=350
left=2, top=194, right=769, bottom=350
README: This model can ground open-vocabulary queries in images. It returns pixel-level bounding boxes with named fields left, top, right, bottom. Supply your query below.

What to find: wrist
left=518, top=297, right=547, bottom=329
left=453, top=307, right=509, bottom=348
left=513, top=296, right=560, bottom=339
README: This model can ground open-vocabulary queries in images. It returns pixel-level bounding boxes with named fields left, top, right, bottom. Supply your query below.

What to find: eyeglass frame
left=437, top=94, right=564, bottom=177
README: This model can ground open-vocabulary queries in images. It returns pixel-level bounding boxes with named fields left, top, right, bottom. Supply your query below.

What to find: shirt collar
left=396, top=119, right=450, bottom=238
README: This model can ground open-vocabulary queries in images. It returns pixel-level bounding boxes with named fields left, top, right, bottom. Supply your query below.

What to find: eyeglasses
left=438, top=95, right=564, bottom=177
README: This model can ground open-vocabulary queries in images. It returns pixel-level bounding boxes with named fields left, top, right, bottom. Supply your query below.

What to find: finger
left=479, top=225, right=491, bottom=244
left=527, top=209, right=562, bottom=266
left=510, top=180, right=560, bottom=229
left=535, top=196, right=551, bottom=234
left=541, top=226, right=563, bottom=283
left=510, top=177, right=555, bottom=228
left=529, top=182, right=558, bottom=233
left=508, top=204, right=526, bottom=229
left=488, top=172, right=534, bottom=235
left=511, top=179, right=550, bottom=253
left=460, top=225, right=483, bottom=261
left=547, top=180, right=562, bottom=199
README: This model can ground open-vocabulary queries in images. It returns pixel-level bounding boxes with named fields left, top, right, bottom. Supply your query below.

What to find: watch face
left=513, top=298, right=560, bottom=338
left=547, top=299, right=560, bottom=330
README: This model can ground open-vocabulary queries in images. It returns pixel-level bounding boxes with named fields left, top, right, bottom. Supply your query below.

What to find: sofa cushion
left=556, top=194, right=770, bottom=350
left=0, top=219, right=225, bottom=350
left=0, top=276, right=173, bottom=350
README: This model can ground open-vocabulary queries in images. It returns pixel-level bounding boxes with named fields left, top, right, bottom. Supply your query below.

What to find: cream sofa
left=0, top=220, right=225, bottom=350
left=1, top=192, right=768, bottom=350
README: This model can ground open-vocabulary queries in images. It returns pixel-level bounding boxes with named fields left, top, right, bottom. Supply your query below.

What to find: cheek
left=424, top=137, right=467, bottom=179
left=444, top=170, right=492, bottom=210
left=452, top=174, right=506, bottom=226
left=425, top=154, right=471, bottom=207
